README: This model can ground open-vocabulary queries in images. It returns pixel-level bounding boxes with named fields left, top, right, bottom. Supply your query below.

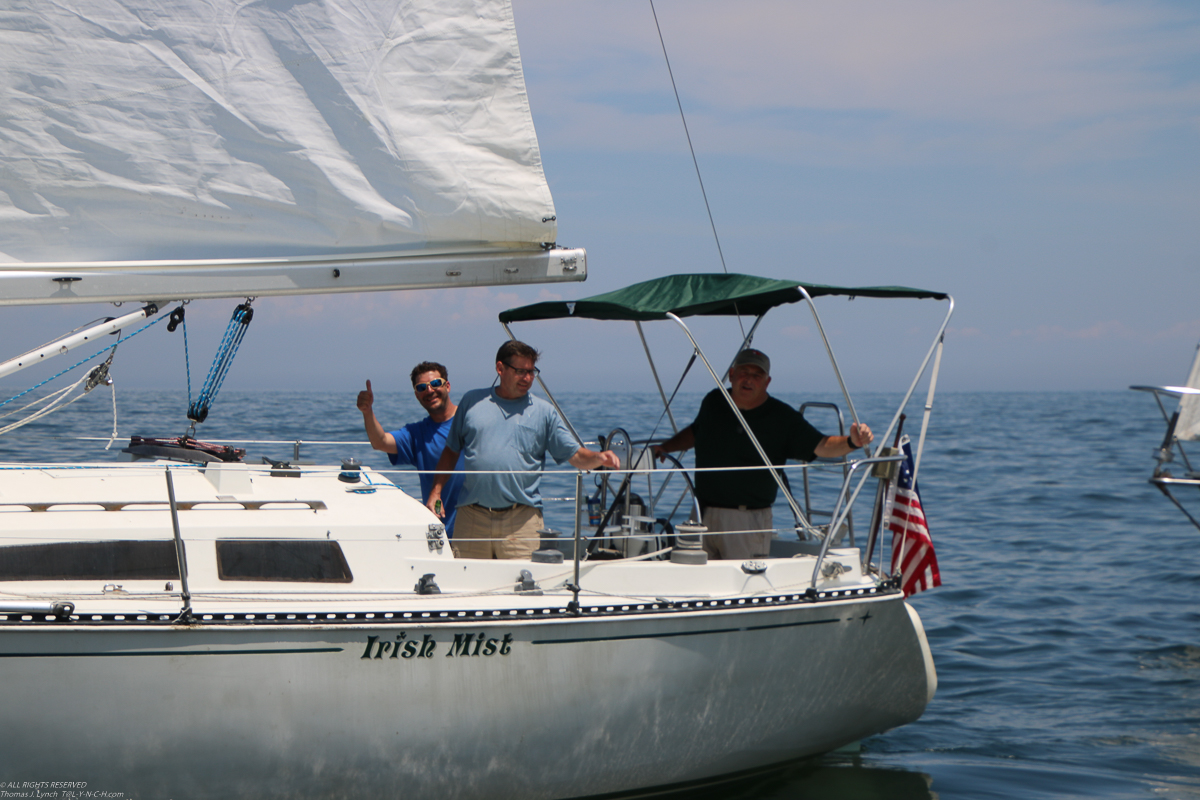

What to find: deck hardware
left=83, top=362, right=112, bottom=392
left=102, top=584, right=126, bottom=594
left=564, top=582, right=580, bottom=615
left=870, top=447, right=900, bottom=480
left=515, top=569, right=542, bottom=595
left=741, top=560, right=767, bottom=575
left=338, top=457, right=361, bottom=483
left=426, top=523, right=446, bottom=553
left=532, top=549, right=563, bottom=563
left=415, top=574, right=441, bottom=595
left=670, top=522, right=707, bottom=564
left=263, top=456, right=300, bottom=477
left=0, top=601, right=75, bottom=618
left=165, top=582, right=173, bottom=591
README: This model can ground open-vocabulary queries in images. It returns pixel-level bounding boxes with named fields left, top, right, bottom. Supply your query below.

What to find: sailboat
left=0, top=2, right=946, bottom=798
left=1132, top=339, right=1200, bottom=530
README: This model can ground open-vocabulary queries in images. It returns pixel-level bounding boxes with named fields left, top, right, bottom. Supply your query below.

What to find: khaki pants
left=701, top=506, right=773, bottom=560
left=452, top=503, right=542, bottom=560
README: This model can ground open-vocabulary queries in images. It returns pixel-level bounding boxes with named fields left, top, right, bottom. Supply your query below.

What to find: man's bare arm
left=569, top=448, right=620, bottom=471
left=652, top=424, right=695, bottom=461
left=814, top=422, right=874, bottom=459
left=357, top=379, right=397, bottom=454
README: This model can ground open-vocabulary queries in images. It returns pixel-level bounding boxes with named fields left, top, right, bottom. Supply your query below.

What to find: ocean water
left=2, top=387, right=1199, bottom=800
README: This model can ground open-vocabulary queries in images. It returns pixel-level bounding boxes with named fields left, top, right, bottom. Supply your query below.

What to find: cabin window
left=215, top=540, right=353, bottom=583
left=0, top=540, right=179, bottom=581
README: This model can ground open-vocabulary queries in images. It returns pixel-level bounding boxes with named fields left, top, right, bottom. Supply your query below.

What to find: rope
left=181, top=310, right=193, bottom=409
left=0, top=312, right=164, bottom=412
left=0, top=312, right=169, bottom=437
left=188, top=301, right=254, bottom=424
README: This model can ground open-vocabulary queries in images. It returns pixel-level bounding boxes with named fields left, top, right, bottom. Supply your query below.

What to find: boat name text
left=361, top=632, right=514, bottom=660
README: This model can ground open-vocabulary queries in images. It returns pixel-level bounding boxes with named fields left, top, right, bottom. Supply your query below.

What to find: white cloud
left=515, top=0, right=1200, bottom=166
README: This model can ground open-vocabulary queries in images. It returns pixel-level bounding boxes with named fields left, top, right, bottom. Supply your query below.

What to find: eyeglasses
left=413, top=378, right=446, bottom=393
left=502, top=362, right=540, bottom=378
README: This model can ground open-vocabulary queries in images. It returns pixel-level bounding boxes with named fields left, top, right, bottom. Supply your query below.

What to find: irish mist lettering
left=361, top=632, right=513, bottom=661
left=445, top=632, right=513, bottom=657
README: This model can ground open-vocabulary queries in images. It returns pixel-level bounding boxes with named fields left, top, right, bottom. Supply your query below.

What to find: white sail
left=1177, top=340, right=1200, bottom=442
left=0, top=0, right=584, bottom=305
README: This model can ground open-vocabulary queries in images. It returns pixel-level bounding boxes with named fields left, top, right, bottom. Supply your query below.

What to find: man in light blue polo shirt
left=358, top=361, right=465, bottom=536
left=426, top=341, right=619, bottom=559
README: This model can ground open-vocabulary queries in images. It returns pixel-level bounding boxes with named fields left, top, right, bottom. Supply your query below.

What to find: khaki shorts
left=700, top=506, right=774, bottom=560
left=452, top=503, right=542, bottom=560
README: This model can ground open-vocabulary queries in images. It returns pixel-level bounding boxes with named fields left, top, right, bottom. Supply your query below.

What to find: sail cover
left=0, top=0, right=582, bottom=304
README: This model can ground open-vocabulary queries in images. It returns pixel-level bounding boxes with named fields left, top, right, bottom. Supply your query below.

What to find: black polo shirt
left=692, top=389, right=824, bottom=509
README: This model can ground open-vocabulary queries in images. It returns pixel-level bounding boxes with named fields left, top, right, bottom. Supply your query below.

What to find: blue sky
left=3, top=0, right=1198, bottom=408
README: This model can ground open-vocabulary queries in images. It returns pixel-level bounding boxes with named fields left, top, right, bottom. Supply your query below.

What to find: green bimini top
left=498, top=273, right=948, bottom=324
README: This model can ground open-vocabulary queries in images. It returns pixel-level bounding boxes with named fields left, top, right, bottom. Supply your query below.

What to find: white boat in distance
left=1132, top=339, right=1200, bottom=530
left=0, top=3, right=951, bottom=798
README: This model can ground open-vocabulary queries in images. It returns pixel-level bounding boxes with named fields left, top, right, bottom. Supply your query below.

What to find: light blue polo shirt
left=447, top=388, right=579, bottom=509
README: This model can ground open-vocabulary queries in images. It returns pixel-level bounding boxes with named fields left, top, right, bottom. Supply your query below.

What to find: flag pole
left=865, top=414, right=905, bottom=572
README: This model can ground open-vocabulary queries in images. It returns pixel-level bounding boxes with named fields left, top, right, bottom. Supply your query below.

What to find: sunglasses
left=414, top=378, right=446, bottom=393
left=502, top=362, right=540, bottom=378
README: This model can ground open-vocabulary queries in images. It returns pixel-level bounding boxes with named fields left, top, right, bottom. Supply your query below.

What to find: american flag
left=885, top=435, right=941, bottom=597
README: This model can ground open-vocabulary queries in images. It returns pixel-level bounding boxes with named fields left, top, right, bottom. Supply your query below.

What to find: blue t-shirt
left=447, top=388, right=579, bottom=509
left=387, top=416, right=464, bottom=536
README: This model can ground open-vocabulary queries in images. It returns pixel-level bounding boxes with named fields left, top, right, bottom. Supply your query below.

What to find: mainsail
left=0, top=0, right=584, bottom=305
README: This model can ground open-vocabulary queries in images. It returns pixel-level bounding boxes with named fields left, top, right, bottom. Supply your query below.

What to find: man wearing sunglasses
left=425, top=340, right=619, bottom=559
left=358, top=361, right=465, bottom=536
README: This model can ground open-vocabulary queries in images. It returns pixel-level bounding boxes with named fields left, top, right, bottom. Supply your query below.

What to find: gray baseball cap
left=732, top=348, right=770, bottom=375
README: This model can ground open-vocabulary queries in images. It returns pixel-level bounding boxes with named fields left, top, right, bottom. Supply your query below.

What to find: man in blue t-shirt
left=426, top=341, right=619, bottom=559
left=357, top=361, right=465, bottom=536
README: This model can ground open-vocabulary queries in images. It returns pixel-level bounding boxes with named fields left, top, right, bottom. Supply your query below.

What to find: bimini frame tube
left=913, top=329, right=947, bottom=482
left=665, top=312, right=819, bottom=537
left=636, top=320, right=679, bottom=435
left=872, top=296, right=955, bottom=462
left=812, top=294, right=956, bottom=524
left=795, top=287, right=867, bottom=455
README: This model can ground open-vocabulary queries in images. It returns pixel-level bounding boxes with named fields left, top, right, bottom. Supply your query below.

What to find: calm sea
left=2, top=387, right=1199, bottom=800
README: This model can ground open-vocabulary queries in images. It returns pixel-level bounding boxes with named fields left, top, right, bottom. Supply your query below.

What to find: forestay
left=0, top=0, right=582, bottom=305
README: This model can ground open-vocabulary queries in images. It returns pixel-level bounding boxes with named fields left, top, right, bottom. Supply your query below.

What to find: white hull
left=0, top=461, right=934, bottom=800
left=2, top=596, right=932, bottom=799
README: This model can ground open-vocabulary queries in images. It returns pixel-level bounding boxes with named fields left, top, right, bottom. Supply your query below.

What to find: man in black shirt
left=654, top=348, right=873, bottom=559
